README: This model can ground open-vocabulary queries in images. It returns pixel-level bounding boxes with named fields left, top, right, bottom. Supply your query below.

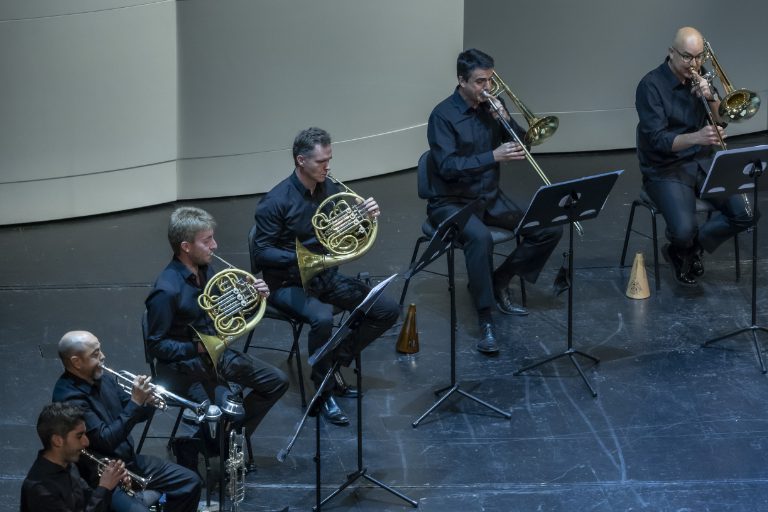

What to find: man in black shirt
left=52, top=330, right=202, bottom=512
left=636, top=26, right=756, bottom=286
left=252, top=127, right=399, bottom=426
left=21, top=402, right=126, bottom=512
left=425, top=48, right=563, bottom=354
left=145, top=207, right=288, bottom=453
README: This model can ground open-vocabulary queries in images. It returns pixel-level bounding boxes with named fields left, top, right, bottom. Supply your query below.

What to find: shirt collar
left=289, top=169, right=326, bottom=199
left=659, top=57, right=686, bottom=90
left=450, top=86, right=476, bottom=115
left=34, top=451, right=70, bottom=476
left=170, top=256, right=208, bottom=285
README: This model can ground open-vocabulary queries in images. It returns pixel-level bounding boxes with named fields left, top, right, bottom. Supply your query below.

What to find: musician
left=51, top=330, right=202, bottom=512
left=21, top=402, right=126, bottom=512
left=144, top=206, right=288, bottom=452
left=252, top=127, right=399, bottom=426
left=426, top=48, right=563, bottom=354
left=636, top=26, right=756, bottom=286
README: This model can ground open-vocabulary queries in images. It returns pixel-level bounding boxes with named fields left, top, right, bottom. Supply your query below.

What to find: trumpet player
left=21, top=402, right=127, bottom=512
left=52, top=330, right=202, bottom=512
left=252, top=127, right=399, bottom=426
left=145, top=206, right=288, bottom=465
left=426, top=48, right=563, bottom=354
left=636, top=26, right=756, bottom=286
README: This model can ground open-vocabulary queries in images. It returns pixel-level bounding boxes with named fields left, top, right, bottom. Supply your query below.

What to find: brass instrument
left=80, top=449, right=151, bottom=496
left=100, top=364, right=210, bottom=419
left=488, top=71, right=559, bottom=146
left=701, top=40, right=760, bottom=122
left=195, top=252, right=267, bottom=371
left=226, top=428, right=247, bottom=511
left=296, top=173, right=378, bottom=288
left=482, top=90, right=584, bottom=236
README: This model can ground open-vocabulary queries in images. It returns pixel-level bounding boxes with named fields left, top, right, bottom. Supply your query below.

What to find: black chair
left=245, top=224, right=308, bottom=407
left=619, top=188, right=741, bottom=291
left=400, top=150, right=526, bottom=307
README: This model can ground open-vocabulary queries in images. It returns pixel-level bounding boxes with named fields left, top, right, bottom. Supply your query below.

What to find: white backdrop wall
left=465, top=0, right=768, bottom=152
left=2, top=0, right=766, bottom=224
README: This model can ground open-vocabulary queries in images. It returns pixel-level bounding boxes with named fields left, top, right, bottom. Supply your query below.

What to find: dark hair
left=457, top=48, right=495, bottom=81
left=36, top=402, right=85, bottom=450
left=292, top=127, right=331, bottom=164
left=167, top=206, right=216, bottom=255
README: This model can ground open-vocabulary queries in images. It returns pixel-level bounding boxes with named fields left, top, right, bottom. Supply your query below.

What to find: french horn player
left=635, top=26, right=759, bottom=287
left=252, top=127, right=399, bottom=426
left=144, top=206, right=288, bottom=472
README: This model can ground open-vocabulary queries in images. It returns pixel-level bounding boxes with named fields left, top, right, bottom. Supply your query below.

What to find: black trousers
left=157, top=349, right=288, bottom=438
left=428, top=202, right=562, bottom=313
left=644, top=176, right=756, bottom=255
left=110, top=453, right=201, bottom=512
left=269, top=271, right=399, bottom=387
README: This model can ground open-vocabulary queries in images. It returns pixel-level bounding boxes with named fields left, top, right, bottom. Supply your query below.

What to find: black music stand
left=277, top=274, right=416, bottom=511
left=513, top=170, right=623, bottom=397
left=410, top=200, right=512, bottom=427
left=700, top=145, right=768, bottom=372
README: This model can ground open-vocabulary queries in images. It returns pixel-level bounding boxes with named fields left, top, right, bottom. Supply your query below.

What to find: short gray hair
left=168, top=206, right=216, bottom=255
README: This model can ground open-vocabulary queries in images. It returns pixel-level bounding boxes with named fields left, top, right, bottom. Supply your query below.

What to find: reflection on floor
left=2, top=132, right=768, bottom=511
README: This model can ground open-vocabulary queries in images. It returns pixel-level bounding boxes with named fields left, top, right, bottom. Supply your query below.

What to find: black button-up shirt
left=145, top=257, right=215, bottom=363
left=425, top=87, right=525, bottom=214
left=252, top=171, right=340, bottom=288
left=21, top=451, right=111, bottom=512
left=636, top=58, right=715, bottom=186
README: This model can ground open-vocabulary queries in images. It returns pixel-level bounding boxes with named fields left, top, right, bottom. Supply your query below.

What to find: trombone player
left=51, top=330, right=202, bottom=512
left=252, top=127, right=399, bottom=426
left=425, top=48, right=563, bottom=355
left=636, top=26, right=757, bottom=286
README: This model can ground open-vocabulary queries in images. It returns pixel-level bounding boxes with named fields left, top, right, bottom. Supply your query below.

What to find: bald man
left=635, top=26, right=756, bottom=286
left=52, top=331, right=202, bottom=512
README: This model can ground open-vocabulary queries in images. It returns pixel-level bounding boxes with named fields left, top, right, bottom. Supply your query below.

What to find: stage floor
left=2, top=132, right=768, bottom=511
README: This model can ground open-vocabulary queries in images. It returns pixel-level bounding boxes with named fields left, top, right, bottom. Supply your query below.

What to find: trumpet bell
left=719, top=88, right=761, bottom=122
left=526, top=115, right=560, bottom=146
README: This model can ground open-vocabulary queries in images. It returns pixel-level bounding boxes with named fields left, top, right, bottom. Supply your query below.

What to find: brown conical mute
left=626, top=252, right=651, bottom=299
left=396, top=303, right=420, bottom=354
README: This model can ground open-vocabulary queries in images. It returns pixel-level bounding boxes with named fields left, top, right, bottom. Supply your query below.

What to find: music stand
left=700, top=145, right=768, bottom=372
left=410, top=200, right=513, bottom=428
left=513, top=170, right=623, bottom=397
left=277, top=274, right=416, bottom=511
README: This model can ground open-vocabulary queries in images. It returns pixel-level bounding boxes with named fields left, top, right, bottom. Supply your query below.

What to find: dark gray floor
left=2, top=132, right=768, bottom=511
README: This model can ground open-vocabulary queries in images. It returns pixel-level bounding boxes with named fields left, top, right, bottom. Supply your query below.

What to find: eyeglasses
left=672, top=47, right=708, bottom=63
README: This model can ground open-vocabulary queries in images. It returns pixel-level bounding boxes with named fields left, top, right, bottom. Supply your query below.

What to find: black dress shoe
left=494, top=286, right=529, bottom=316
left=691, top=250, right=704, bottom=277
left=333, top=370, right=360, bottom=398
left=476, top=323, right=499, bottom=354
left=662, top=244, right=697, bottom=286
left=320, top=396, right=350, bottom=426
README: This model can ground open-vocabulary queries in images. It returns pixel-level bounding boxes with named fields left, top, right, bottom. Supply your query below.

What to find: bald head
left=58, top=331, right=98, bottom=369
left=673, top=27, right=703, bottom=50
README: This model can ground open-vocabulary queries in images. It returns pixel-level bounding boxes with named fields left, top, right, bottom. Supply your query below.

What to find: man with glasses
left=635, top=26, right=755, bottom=286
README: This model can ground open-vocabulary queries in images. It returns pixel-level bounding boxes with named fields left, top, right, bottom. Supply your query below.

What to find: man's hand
left=98, top=459, right=128, bottom=491
left=130, top=374, right=153, bottom=406
left=249, top=277, right=270, bottom=299
left=493, top=141, right=526, bottom=162
left=695, top=124, right=726, bottom=146
left=361, top=197, right=381, bottom=218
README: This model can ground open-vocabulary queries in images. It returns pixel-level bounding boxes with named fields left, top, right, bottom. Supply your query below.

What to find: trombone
left=701, top=40, right=760, bottom=122
left=482, top=87, right=584, bottom=236
left=100, top=364, right=210, bottom=419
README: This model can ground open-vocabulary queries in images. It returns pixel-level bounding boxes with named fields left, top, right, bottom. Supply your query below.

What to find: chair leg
left=136, top=409, right=156, bottom=454
left=620, top=201, right=639, bottom=267
left=650, top=208, right=661, bottom=292
left=399, top=237, right=428, bottom=307
left=734, top=232, right=741, bottom=280
left=166, top=408, right=185, bottom=452
left=243, top=330, right=254, bottom=353
left=289, top=323, right=307, bottom=408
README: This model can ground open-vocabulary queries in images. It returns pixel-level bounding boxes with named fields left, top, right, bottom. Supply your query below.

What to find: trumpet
left=80, top=449, right=151, bottom=496
left=483, top=90, right=584, bottom=236
left=100, top=364, right=210, bottom=420
left=295, top=173, right=378, bottom=288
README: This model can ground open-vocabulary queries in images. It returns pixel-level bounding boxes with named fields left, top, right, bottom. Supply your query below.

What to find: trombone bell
left=488, top=71, right=559, bottom=146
